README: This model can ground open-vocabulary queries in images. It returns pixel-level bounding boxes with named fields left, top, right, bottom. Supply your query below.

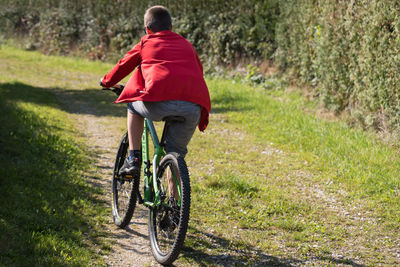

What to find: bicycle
left=102, top=84, right=191, bottom=265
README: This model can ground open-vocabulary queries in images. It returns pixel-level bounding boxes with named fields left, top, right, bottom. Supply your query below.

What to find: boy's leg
left=119, top=104, right=144, bottom=176
left=162, top=101, right=200, bottom=200
left=127, top=111, right=144, bottom=151
left=167, top=167, right=180, bottom=200
left=121, top=100, right=200, bottom=182
left=130, top=100, right=200, bottom=156
left=125, top=101, right=200, bottom=154
left=164, top=103, right=200, bottom=157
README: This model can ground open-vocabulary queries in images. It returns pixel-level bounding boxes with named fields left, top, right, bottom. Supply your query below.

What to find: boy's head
left=144, top=6, right=172, bottom=32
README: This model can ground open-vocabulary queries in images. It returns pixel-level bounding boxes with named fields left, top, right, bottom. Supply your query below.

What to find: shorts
left=127, top=100, right=201, bottom=157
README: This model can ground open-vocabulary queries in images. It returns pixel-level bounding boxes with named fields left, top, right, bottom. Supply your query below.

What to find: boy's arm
left=101, top=43, right=142, bottom=87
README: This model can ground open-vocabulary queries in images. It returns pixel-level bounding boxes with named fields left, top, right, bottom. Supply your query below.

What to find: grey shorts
left=127, top=100, right=201, bottom=157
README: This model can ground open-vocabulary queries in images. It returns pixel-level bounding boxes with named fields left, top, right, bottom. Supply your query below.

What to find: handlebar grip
left=113, top=85, right=124, bottom=96
left=101, top=84, right=124, bottom=96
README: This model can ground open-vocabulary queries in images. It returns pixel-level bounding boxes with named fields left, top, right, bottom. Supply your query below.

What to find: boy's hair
left=144, top=6, right=172, bottom=32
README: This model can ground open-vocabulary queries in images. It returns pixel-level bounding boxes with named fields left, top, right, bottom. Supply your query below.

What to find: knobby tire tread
left=112, top=133, right=139, bottom=228
left=149, top=153, right=191, bottom=265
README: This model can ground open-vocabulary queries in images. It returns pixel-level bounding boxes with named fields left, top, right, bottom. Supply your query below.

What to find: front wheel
left=148, top=153, right=191, bottom=265
left=111, top=133, right=139, bottom=228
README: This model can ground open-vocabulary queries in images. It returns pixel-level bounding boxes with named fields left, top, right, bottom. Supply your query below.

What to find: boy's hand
left=99, top=78, right=106, bottom=87
left=112, top=84, right=124, bottom=96
left=101, top=82, right=124, bottom=96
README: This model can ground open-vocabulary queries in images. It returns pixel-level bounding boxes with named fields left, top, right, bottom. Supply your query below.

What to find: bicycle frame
left=141, top=118, right=182, bottom=208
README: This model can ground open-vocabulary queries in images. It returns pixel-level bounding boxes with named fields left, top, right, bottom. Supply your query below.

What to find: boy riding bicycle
left=100, top=5, right=211, bottom=176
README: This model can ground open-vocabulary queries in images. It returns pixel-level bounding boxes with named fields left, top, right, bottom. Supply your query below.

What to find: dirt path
left=55, top=90, right=158, bottom=266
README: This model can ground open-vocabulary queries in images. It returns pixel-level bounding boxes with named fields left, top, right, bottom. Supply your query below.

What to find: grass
left=0, top=48, right=112, bottom=265
left=208, top=79, right=400, bottom=222
left=0, top=44, right=399, bottom=265
left=182, top=78, right=400, bottom=265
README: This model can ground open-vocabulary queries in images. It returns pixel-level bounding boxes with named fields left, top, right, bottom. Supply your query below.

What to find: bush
left=276, top=0, right=400, bottom=132
left=0, top=0, right=279, bottom=65
left=2, top=0, right=400, bottom=133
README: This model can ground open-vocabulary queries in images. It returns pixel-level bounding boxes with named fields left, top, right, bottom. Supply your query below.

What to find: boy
left=100, top=6, right=211, bottom=176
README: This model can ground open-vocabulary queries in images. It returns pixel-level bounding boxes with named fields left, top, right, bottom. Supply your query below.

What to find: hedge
left=0, top=0, right=279, bottom=65
left=1, top=0, right=400, bottom=133
left=276, top=0, right=400, bottom=132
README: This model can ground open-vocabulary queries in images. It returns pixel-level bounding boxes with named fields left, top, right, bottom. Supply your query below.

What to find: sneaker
left=118, top=156, right=141, bottom=176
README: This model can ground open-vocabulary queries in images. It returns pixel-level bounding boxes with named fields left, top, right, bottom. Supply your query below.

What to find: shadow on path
left=181, top=226, right=298, bottom=266
left=181, top=227, right=365, bottom=267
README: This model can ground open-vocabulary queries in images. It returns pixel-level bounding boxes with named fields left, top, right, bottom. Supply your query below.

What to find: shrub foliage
left=1, top=0, right=400, bottom=132
left=0, top=0, right=279, bottom=64
left=276, top=0, right=400, bottom=132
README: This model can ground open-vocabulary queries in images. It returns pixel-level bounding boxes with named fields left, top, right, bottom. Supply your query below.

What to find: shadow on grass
left=0, top=81, right=126, bottom=118
left=181, top=227, right=365, bottom=267
left=0, top=82, right=109, bottom=265
left=181, top=226, right=297, bottom=266
left=0, top=81, right=254, bottom=118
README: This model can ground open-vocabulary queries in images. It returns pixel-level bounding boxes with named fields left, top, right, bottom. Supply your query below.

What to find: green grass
left=1, top=45, right=399, bottom=265
left=207, top=79, right=400, bottom=222
left=180, top=78, right=400, bottom=265
left=0, top=49, right=112, bottom=264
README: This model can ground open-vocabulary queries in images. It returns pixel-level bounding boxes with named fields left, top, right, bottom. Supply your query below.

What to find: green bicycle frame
left=141, top=118, right=182, bottom=207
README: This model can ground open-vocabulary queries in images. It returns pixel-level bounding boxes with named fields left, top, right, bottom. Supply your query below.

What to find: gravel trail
left=55, top=90, right=158, bottom=266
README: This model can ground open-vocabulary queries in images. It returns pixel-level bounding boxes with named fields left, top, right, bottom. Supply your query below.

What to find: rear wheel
left=111, top=133, right=139, bottom=228
left=148, top=153, right=191, bottom=265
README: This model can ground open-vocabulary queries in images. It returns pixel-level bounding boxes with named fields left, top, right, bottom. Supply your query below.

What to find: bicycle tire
left=111, top=133, right=139, bottom=228
left=148, top=153, right=191, bottom=265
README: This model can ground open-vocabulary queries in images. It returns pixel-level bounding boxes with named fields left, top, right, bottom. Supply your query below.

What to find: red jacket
left=101, top=31, right=211, bottom=131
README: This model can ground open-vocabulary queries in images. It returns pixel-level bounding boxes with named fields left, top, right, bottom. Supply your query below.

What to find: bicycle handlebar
left=101, top=83, right=124, bottom=96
